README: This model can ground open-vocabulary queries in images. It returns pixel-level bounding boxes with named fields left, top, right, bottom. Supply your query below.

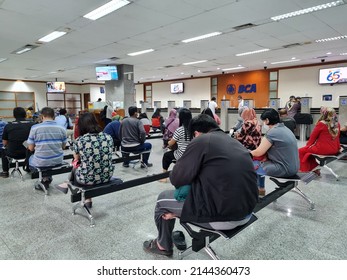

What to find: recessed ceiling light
left=83, top=0, right=130, bottom=20
left=127, top=49, right=154, bottom=56
left=270, top=59, right=301, bottom=65
left=0, top=58, right=7, bottom=63
left=182, top=32, right=222, bottom=43
left=182, top=60, right=208, bottom=65
left=38, top=31, right=67, bottom=43
left=13, top=45, right=37, bottom=55
left=271, top=1, right=344, bottom=21
left=222, top=66, right=245, bottom=71
left=235, top=49, right=270, bottom=56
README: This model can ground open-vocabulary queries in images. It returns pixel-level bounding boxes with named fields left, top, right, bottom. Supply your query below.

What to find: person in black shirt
left=279, top=108, right=296, bottom=134
left=0, top=107, right=34, bottom=178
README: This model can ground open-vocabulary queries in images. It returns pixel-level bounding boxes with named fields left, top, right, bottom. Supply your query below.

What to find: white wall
left=278, top=63, right=347, bottom=108
left=135, top=84, right=144, bottom=107
left=151, top=78, right=210, bottom=108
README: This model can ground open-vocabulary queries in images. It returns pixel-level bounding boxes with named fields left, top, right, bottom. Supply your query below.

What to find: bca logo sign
left=227, top=84, right=256, bottom=94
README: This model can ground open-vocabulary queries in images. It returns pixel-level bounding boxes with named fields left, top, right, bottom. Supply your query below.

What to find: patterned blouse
left=73, top=132, right=114, bottom=185
left=236, top=121, right=261, bottom=150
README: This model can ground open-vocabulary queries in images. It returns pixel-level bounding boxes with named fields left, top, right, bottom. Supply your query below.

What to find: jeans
left=121, top=142, right=152, bottom=164
left=253, top=160, right=266, bottom=189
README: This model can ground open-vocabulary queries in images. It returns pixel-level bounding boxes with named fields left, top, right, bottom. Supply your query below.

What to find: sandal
left=143, top=239, right=173, bottom=256
left=172, top=231, right=187, bottom=250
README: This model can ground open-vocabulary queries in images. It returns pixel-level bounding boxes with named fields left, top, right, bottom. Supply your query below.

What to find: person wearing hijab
left=299, top=107, right=340, bottom=173
left=234, top=108, right=261, bottom=150
left=162, top=109, right=179, bottom=148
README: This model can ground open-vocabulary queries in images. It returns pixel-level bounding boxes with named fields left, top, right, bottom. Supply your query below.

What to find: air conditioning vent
left=233, top=23, right=256, bottom=30
left=282, top=43, right=301, bottom=48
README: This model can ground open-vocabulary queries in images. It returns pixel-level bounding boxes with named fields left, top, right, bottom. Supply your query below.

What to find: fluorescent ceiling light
left=0, top=58, right=7, bottom=63
left=38, top=31, right=67, bottom=43
left=127, top=49, right=154, bottom=56
left=15, top=47, right=33, bottom=54
left=84, top=0, right=130, bottom=20
left=315, top=35, right=347, bottom=42
left=182, top=60, right=208, bottom=65
left=271, top=1, right=344, bottom=21
left=222, top=66, right=245, bottom=71
left=270, top=59, right=301, bottom=65
left=236, top=48, right=270, bottom=56
left=340, top=53, right=347, bottom=55
left=182, top=32, right=222, bottom=43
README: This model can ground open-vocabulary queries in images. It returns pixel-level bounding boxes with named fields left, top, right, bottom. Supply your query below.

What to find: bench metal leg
left=178, top=246, right=193, bottom=260
left=72, top=202, right=95, bottom=227
left=10, top=168, right=24, bottom=181
left=293, top=186, right=315, bottom=210
left=323, top=165, right=339, bottom=180
left=34, top=181, right=48, bottom=195
left=204, top=244, right=220, bottom=260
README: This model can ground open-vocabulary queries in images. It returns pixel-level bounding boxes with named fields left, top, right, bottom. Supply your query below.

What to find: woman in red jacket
left=299, top=107, right=340, bottom=172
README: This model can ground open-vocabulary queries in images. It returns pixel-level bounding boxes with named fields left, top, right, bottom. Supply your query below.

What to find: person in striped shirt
left=27, top=107, right=67, bottom=189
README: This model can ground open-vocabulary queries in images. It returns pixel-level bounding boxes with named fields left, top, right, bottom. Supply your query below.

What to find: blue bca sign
left=227, top=84, right=256, bottom=94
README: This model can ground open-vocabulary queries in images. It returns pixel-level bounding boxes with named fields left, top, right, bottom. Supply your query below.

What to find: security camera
left=222, top=71, right=225, bottom=74
left=321, top=59, right=325, bottom=63
left=264, top=66, right=267, bottom=70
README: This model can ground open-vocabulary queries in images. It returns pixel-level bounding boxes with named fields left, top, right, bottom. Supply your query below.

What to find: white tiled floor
left=0, top=137, right=346, bottom=260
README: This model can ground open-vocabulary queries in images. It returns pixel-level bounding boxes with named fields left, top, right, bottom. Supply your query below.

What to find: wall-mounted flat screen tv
left=96, top=66, right=118, bottom=81
left=319, top=66, right=347, bottom=84
left=170, top=82, right=184, bottom=93
left=46, top=81, right=66, bottom=93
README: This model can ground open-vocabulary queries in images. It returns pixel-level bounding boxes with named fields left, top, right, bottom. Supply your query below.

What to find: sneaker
left=141, top=163, right=153, bottom=168
left=172, top=231, right=187, bottom=250
left=0, top=171, right=9, bottom=178
left=85, top=201, right=92, bottom=209
left=54, top=183, right=68, bottom=194
left=123, top=163, right=129, bottom=168
left=143, top=239, right=173, bottom=256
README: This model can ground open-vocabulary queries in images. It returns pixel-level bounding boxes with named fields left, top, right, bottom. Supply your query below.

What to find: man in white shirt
left=208, top=97, right=218, bottom=115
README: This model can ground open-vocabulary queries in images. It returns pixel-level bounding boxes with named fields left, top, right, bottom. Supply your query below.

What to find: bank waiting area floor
left=0, top=137, right=346, bottom=260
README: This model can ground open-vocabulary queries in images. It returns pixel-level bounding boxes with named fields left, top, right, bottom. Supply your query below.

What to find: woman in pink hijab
left=235, top=108, right=261, bottom=150
left=162, top=109, right=179, bottom=148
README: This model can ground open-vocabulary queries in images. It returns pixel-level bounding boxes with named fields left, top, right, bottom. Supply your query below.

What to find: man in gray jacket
left=120, top=106, right=152, bottom=167
left=143, top=114, right=258, bottom=256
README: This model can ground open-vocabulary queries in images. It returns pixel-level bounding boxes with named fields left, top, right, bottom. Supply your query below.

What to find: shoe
left=172, top=231, right=187, bottom=250
left=123, top=163, right=129, bottom=168
left=141, top=163, right=153, bottom=168
left=0, top=171, right=9, bottom=178
left=258, top=188, right=266, bottom=197
left=312, top=169, right=321, bottom=177
left=54, top=183, right=68, bottom=194
left=85, top=202, right=93, bottom=209
left=143, top=239, right=173, bottom=256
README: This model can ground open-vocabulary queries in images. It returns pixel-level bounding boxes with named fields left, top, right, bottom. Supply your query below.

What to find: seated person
left=120, top=106, right=152, bottom=168
left=0, top=107, right=33, bottom=178
left=160, top=108, right=192, bottom=182
left=57, top=113, right=114, bottom=208
left=103, top=118, right=121, bottom=151
left=287, top=97, right=301, bottom=118
left=299, top=107, right=340, bottom=173
left=143, top=114, right=258, bottom=256
left=0, top=118, right=7, bottom=150
left=232, top=106, right=248, bottom=133
left=162, top=109, right=179, bottom=149
left=340, top=122, right=347, bottom=145
left=55, top=108, right=74, bottom=140
left=234, top=107, right=261, bottom=150
left=250, top=108, right=299, bottom=196
left=151, top=108, right=164, bottom=132
left=279, top=108, right=296, bottom=134
left=138, top=113, right=151, bottom=136
left=201, top=107, right=221, bottom=125
left=27, top=107, right=67, bottom=189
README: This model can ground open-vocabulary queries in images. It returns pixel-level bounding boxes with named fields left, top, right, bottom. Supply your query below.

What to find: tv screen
left=319, top=66, right=347, bottom=84
left=96, top=66, right=118, bottom=81
left=46, top=81, right=66, bottom=93
left=170, top=82, right=184, bottom=93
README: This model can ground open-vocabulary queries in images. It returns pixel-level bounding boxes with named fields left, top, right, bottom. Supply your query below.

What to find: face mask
left=238, top=99, right=242, bottom=103
left=262, top=124, right=269, bottom=131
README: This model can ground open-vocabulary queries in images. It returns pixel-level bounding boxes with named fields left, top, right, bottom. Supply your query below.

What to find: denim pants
left=253, top=160, right=266, bottom=189
left=121, top=142, right=152, bottom=164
